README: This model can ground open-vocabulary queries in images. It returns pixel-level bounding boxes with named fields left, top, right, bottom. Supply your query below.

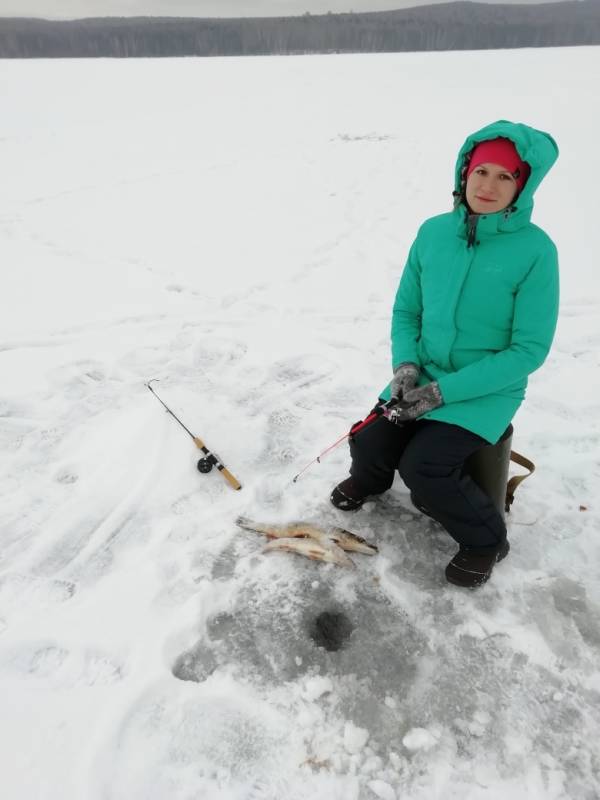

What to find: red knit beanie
left=466, top=137, right=531, bottom=191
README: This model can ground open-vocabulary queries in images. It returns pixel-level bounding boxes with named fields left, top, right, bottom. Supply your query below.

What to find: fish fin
left=329, top=544, right=356, bottom=569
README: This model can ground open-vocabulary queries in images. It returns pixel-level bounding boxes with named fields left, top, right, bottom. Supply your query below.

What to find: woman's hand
left=390, top=362, right=419, bottom=399
left=386, top=382, right=444, bottom=422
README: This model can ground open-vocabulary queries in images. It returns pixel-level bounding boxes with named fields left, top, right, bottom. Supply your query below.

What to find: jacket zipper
left=467, top=214, right=479, bottom=248
left=449, top=223, right=478, bottom=368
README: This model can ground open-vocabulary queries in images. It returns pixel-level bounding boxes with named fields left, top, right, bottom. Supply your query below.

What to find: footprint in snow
left=103, top=689, right=292, bottom=795
left=55, top=469, right=79, bottom=484
left=0, top=573, right=77, bottom=610
left=2, top=642, right=124, bottom=687
left=165, top=283, right=199, bottom=296
left=192, top=337, right=248, bottom=370
left=551, top=576, right=600, bottom=650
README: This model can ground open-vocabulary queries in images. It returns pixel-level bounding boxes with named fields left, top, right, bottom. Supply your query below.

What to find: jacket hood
left=454, top=120, right=559, bottom=223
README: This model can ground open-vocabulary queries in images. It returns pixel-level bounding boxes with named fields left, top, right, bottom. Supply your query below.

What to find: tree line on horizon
left=0, top=0, right=599, bottom=58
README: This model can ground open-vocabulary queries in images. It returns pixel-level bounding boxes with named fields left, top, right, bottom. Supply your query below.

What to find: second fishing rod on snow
left=146, top=380, right=242, bottom=490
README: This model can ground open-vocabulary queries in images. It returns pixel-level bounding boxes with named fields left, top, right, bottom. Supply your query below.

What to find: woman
left=331, top=120, right=559, bottom=588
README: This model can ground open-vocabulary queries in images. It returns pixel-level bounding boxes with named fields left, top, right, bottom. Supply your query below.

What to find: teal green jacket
left=380, top=120, right=559, bottom=444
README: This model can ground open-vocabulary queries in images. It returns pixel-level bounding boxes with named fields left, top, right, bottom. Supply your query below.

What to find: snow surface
left=1, top=47, right=599, bottom=799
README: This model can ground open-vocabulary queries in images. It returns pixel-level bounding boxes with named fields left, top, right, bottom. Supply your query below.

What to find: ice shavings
left=303, top=675, right=334, bottom=702
left=402, top=727, right=439, bottom=752
left=367, top=779, right=397, bottom=800
left=343, top=721, right=369, bottom=754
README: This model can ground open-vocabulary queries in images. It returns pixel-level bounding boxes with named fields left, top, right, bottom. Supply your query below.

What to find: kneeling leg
left=398, top=421, right=507, bottom=549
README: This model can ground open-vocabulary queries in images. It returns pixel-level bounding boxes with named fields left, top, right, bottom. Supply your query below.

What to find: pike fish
left=263, top=536, right=356, bottom=569
left=235, top=516, right=378, bottom=568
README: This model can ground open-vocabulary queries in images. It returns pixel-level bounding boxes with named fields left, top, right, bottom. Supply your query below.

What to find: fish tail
left=236, top=516, right=268, bottom=535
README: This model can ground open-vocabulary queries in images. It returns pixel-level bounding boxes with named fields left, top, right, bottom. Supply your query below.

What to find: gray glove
left=390, top=362, right=419, bottom=400
left=386, top=382, right=444, bottom=423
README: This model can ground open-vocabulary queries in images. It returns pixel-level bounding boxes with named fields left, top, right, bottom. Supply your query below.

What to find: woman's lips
left=476, top=196, right=495, bottom=203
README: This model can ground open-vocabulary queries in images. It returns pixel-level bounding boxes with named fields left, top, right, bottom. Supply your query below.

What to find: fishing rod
left=146, top=380, right=242, bottom=491
left=292, top=396, right=405, bottom=483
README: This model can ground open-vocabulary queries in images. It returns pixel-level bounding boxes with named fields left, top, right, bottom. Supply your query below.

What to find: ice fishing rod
left=292, top=396, right=405, bottom=483
left=146, top=380, right=242, bottom=491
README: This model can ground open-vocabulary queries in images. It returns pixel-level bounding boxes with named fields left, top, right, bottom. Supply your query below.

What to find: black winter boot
left=445, top=539, right=510, bottom=588
left=330, top=477, right=367, bottom=511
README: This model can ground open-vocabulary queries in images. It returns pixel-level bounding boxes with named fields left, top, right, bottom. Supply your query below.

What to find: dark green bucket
left=465, top=424, right=513, bottom=518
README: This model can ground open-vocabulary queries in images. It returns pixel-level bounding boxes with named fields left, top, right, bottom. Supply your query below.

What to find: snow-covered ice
left=1, top=46, right=599, bottom=799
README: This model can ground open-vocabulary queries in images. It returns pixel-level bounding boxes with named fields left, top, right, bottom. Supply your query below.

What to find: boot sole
left=330, top=487, right=365, bottom=511
left=445, top=539, right=510, bottom=588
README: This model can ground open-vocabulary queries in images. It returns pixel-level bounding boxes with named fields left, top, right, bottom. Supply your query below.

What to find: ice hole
left=309, top=610, right=353, bottom=652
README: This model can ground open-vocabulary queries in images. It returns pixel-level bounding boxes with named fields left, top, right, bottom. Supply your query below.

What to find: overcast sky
left=0, top=0, right=566, bottom=20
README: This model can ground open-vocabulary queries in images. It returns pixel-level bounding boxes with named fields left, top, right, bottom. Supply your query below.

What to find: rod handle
left=221, top=467, right=242, bottom=491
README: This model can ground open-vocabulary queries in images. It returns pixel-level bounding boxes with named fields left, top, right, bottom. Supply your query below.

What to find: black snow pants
left=349, top=413, right=508, bottom=550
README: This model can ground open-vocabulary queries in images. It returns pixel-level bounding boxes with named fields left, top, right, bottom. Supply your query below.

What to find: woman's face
left=465, top=162, right=519, bottom=214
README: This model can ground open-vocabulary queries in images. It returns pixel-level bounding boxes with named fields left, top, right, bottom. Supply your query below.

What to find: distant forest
left=1, top=0, right=599, bottom=58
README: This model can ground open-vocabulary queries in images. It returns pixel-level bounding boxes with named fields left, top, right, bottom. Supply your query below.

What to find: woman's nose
left=479, top=176, right=496, bottom=194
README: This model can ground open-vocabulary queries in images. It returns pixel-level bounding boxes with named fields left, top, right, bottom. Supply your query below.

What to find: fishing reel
left=197, top=452, right=220, bottom=474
